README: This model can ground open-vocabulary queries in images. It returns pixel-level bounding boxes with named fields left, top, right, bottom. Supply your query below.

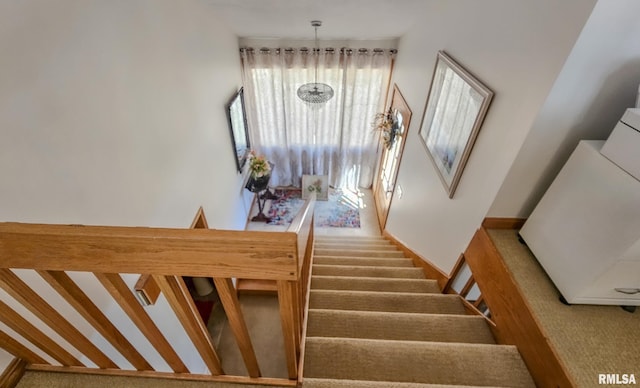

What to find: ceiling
left=203, top=0, right=426, bottom=40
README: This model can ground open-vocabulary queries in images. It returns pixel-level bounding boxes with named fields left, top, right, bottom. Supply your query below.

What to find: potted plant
left=246, top=151, right=272, bottom=192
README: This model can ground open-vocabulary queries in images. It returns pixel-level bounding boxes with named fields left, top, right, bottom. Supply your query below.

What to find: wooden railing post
left=154, top=275, right=224, bottom=375
left=95, top=272, right=189, bottom=373
left=0, top=330, right=47, bottom=365
left=0, top=269, right=117, bottom=369
left=213, top=277, right=261, bottom=378
left=277, top=280, right=299, bottom=379
left=37, top=270, right=153, bottom=371
left=0, top=299, right=81, bottom=366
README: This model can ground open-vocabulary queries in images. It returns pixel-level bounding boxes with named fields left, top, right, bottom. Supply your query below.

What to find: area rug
left=267, top=188, right=361, bottom=228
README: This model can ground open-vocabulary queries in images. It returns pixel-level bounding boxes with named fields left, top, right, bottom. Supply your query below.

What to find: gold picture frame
left=418, top=51, right=494, bottom=198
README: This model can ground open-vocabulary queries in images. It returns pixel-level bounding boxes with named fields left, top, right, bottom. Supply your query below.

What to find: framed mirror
left=226, top=87, right=251, bottom=172
left=418, top=51, right=493, bottom=198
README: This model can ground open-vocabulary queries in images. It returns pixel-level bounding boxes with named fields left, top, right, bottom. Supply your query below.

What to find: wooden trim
left=236, top=279, right=277, bottom=295
left=382, top=230, right=448, bottom=290
left=288, top=195, right=315, bottom=286
left=95, top=273, right=189, bottom=373
left=464, top=228, right=574, bottom=387
left=190, top=206, right=210, bottom=229
left=296, top=237, right=316, bottom=387
left=481, top=217, right=527, bottom=230
left=37, top=270, right=152, bottom=370
left=443, top=253, right=466, bottom=294
left=0, top=358, right=27, bottom=388
left=374, top=83, right=413, bottom=231
left=299, top=221, right=314, bottom=325
left=0, top=223, right=298, bottom=281
left=26, top=364, right=297, bottom=387
left=0, top=269, right=117, bottom=369
left=244, top=192, right=258, bottom=230
left=213, top=277, right=261, bottom=378
left=154, top=275, right=223, bottom=375
left=134, top=274, right=161, bottom=305
left=0, top=330, right=47, bottom=365
left=287, top=193, right=315, bottom=235
left=459, top=297, right=496, bottom=328
left=459, top=275, right=476, bottom=298
left=0, top=299, right=81, bottom=366
left=277, top=280, right=298, bottom=379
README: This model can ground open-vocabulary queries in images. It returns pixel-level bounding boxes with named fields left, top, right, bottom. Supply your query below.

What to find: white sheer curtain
left=240, top=47, right=395, bottom=189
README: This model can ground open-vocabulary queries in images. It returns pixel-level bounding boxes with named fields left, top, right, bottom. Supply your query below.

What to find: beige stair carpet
left=303, top=235, right=535, bottom=388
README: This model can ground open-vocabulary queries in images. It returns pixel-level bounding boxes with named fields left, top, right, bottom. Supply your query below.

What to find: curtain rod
left=240, top=47, right=397, bottom=55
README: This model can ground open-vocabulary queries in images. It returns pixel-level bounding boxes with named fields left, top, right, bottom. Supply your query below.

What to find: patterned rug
left=267, top=188, right=361, bottom=228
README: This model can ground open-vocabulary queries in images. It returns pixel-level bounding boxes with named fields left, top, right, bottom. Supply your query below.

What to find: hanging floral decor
left=372, top=108, right=398, bottom=150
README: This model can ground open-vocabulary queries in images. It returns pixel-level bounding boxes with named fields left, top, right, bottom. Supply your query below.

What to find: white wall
left=385, top=0, right=596, bottom=274
left=0, top=350, right=13, bottom=376
left=0, top=0, right=244, bottom=373
left=0, top=0, right=248, bottom=229
left=489, top=0, right=640, bottom=217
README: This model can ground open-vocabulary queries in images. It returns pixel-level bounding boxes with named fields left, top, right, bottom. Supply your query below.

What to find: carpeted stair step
left=315, top=238, right=392, bottom=245
left=309, top=290, right=465, bottom=314
left=303, top=337, right=535, bottom=387
left=311, top=275, right=440, bottom=293
left=307, top=309, right=495, bottom=344
left=314, top=242, right=396, bottom=251
left=315, top=235, right=388, bottom=243
left=303, top=378, right=505, bottom=388
left=313, top=264, right=424, bottom=279
left=314, top=248, right=405, bottom=258
left=313, top=256, right=415, bottom=267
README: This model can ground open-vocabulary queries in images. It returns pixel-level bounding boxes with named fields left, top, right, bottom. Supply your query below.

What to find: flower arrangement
left=247, top=151, right=271, bottom=178
left=372, top=109, right=397, bottom=150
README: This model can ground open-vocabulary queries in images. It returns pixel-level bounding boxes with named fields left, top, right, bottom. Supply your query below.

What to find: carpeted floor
left=488, top=229, right=640, bottom=387
left=215, top=295, right=287, bottom=379
left=266, top=188, right=360, bottom=228
left=16, top=373, right=290, bottom=388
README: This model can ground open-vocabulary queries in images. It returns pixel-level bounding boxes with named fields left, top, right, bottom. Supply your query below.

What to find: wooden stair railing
left=0, top=194, right=316, bottom=386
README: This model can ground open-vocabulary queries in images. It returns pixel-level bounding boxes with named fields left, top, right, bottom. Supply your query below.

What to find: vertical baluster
left=95, top=273, right=189, bottom=373
left=213, top=277, right=261, bottom=378
left=277, top=280, right=298, bottom=379
left=154, top=275, right=224, bottom=375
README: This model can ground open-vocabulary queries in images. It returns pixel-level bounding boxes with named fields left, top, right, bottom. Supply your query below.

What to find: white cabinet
left=520, top=140, right=640, bottom=305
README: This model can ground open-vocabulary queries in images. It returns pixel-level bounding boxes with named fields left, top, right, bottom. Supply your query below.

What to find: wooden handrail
left=282, top=193, right=316, bottom=380
left=287, top=193, right=316, bottom=275
left=286, top=192, right=316, bottom=234
left=0, top=223, right=298, bottom=280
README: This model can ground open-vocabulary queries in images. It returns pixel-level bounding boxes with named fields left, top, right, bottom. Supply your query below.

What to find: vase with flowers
left=372, top=108, right=398, bottom=150
left=245, top=151, right=272, bottom=193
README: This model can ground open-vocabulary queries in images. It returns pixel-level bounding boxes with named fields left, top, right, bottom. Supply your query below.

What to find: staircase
left=303, top=235, right=535, bottom=387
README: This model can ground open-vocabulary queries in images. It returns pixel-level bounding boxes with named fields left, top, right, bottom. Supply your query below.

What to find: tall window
left=240, top=47, right=395, bottom=189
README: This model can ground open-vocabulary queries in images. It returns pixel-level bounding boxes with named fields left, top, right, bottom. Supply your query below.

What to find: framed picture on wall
left=226, top=87, right=251, bottom=172
left=418, top=51, right=494, bottom=198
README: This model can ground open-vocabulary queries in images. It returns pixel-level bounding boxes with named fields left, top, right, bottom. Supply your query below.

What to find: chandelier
left=297, top=20, right=334, bottom=105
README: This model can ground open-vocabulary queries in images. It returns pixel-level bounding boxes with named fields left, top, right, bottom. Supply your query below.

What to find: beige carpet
left=215, top=295, right=287, bottom=379
left=16, top=372, right=290, bottom=388
left=303, top=235, right=536, bottom=387
left=488, top=229, right=640, bottom=387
